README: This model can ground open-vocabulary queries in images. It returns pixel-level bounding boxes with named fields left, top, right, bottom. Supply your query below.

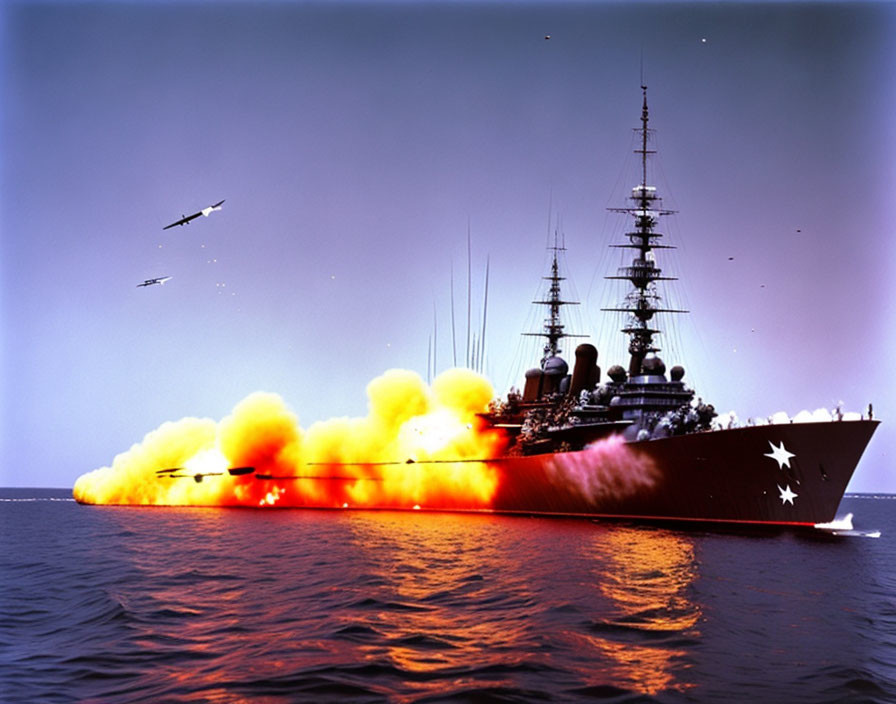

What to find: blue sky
left=2, top=1, right=894, bottom=492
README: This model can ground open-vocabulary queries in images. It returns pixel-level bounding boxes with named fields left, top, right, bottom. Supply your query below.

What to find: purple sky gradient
left=2, top=1, right=894, bottom=492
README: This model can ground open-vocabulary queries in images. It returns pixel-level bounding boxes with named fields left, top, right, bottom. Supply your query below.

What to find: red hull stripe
left=489, top=509, right=817, bottom=527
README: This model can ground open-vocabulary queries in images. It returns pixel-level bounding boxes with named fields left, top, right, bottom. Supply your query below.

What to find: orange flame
left=73, top=368, right=507, bottom=509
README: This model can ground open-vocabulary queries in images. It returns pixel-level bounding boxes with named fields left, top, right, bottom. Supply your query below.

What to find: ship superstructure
left=487, top=85, right=710, bottom=449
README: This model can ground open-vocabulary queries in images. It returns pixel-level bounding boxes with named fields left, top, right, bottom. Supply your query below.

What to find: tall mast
left=603, top=85, right=687, bottom=377
left=523, top=231, right=586, bottom=368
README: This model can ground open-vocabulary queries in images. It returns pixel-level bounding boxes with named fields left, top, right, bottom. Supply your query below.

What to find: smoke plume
left=74, top=368, right=505, bottom=508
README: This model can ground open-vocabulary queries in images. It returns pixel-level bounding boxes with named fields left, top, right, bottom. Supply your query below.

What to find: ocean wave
left=3, top=496, right=895, bottom=704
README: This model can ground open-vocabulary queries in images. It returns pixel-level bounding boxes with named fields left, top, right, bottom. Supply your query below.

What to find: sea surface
left=2, top=490, right=895, bottom=703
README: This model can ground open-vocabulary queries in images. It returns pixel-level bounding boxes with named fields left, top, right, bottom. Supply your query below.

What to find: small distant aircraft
left=137, top=276, right=172, bottom=288
left=156, top=466, right=255, bottom=483
left=163, top=199, right=225, bottom=230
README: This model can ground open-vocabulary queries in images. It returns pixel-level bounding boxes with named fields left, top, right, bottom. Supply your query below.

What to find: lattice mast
left=523, top=233, right=586, bottom=368
left=603, top=86, right=687, bottom=376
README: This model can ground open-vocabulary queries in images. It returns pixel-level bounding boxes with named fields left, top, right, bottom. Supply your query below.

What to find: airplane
left=163, top=199, right=225, bottom=230
left=156, top=466, right=255, bottom=483
left=137, top=276, right=172, bottom=287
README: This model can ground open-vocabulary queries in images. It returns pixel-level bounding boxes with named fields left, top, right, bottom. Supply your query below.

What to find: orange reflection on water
left=582, top=526, right=701, bottom=695
left=343, top=511, right=536, bottom=698
left=99, top=509, right=377, bottom=702
left=97, top=507, right=703, bottom=701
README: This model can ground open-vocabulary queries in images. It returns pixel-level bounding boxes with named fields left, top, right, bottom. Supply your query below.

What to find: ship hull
left=487, top=420, right=879, bottom=525
left=77, top=420, right=876, bottom=528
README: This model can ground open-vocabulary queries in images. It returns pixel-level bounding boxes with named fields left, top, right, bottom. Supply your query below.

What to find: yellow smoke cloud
left=73, top=417, right=218, bottom=505
left=432, top=367, right=494, bottom=417
left=219, top=392, right=303, bottom=473
left=73, top=368, right=506, bottom=509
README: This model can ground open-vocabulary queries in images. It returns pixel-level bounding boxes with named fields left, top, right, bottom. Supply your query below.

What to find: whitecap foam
left=815, top=512, right=882, bottom=537
left=815, top=512, right=853, bottom=531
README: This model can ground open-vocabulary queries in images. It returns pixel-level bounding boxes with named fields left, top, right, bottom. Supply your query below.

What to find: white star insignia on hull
left=764, top=440, right=796, bottom=469
left=778, top=484, right=798, bottom=505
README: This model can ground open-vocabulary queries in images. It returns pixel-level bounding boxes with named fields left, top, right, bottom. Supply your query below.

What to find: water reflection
left=87, top=508, right=702, bottom=701
left=342, top=511, right=540, bottom=699
left=580, top=525, right=701, bottom=695
left=93, top=509, right=389, bottom=701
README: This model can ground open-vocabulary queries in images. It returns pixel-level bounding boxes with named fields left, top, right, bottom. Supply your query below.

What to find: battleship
left=472, top=86, right=878, bottom=526
left=121, top=86, right=877, bottom=526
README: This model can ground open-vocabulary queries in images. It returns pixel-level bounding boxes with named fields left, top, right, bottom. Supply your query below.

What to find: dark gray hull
left=488, top=420, right=879, bottom=525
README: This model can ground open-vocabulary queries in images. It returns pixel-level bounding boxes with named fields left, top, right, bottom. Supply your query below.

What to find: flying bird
left=163, top=199, right=225, bottom=230
left=137, top=276, right=172, bottom=287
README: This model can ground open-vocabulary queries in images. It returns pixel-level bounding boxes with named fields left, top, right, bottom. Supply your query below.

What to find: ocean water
left=2, top=491, right=895, bottom=703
